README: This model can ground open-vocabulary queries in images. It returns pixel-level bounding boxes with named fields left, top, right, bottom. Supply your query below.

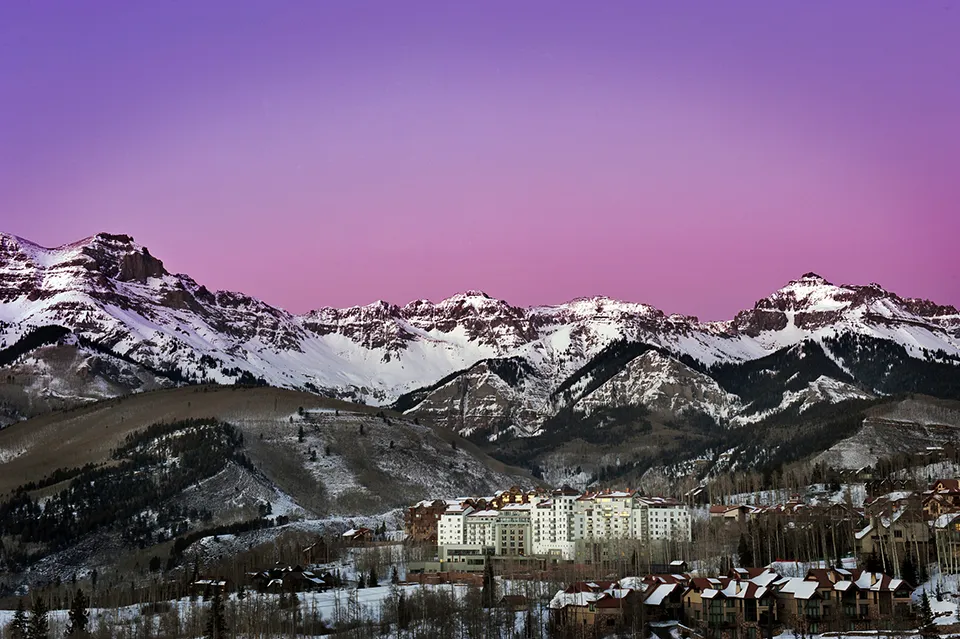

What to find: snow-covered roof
left=778, top=578, right=818, bottom=600
left=617, top=577, right=648, bottom=591
left=645, top=583, right=679, bottom=605
left=443, top=503, right=474, bottom=514
left=749, top=571, right=780, bottom=588
left=855, top=524, right=874, bottom=539
left=467, top=509, right=499, bottom=518
left=550, top=590, right=602, bottom=609
left=935, top=513, right=960, bottom=529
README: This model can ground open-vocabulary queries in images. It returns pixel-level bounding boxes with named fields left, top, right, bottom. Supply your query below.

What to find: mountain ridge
left=1, top=231, right=959, bottom=439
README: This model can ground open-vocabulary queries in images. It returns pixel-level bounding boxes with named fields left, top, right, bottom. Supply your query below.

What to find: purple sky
left=1, top=2, right=958, bottom=318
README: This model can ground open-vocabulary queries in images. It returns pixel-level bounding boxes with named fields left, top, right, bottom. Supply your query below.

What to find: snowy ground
left=0, top=584, right=469, bottom=631
left=725, top=483, right=867, bottom=508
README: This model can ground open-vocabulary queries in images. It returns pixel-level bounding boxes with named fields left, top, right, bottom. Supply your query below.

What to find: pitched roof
left=777, top=578, right=819, bottom=600
left=645, top=583, right=680, bottom=605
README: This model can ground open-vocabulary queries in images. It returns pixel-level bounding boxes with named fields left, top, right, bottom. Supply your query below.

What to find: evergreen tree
left=900, top=554, right=919, bottom=586
left=358, top=573, right=366, bottom=589
left=865, top=551, right=883, bottom=573
left=391, top=566, right=400, bottom=585
left=397, top=590, right=411, bottom=630
left=10, top=599, right=27, bottom=639
left=481, top=561, right=496, bottom=608
left=236, top=585, right=246, bottom=600
left=368, top=566, right=378, bottom=587
left=67, top=588, right=89, bottom=636
left=919, top=591, right=934, bottom=630
left=297, top=424, right=305, bottom=443
left=738, top=533, right=754, bottom=567
left=27, top=597, right=49, bottom=639
left=203, top=588, right=227, bottom=639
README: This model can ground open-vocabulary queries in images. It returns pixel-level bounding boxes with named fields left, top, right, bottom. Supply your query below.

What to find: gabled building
left=775, top=568, right=913, bottom=633
left=248, top=564, right=331, bottom=593
left=699, top=579, right=777, bottom=639
left=549, top=580, right=644, bottom=637
left=342, top=527, right=374, bottom=545
left=405, top=499, right=448, bottom=544
left=934, top=512, right=960, bottom=575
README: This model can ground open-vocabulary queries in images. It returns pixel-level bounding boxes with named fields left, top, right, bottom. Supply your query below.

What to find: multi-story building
left=637, top=496, right=693, bottom=542
left=405, top=499, right=451, bottom=544
left=531, top=486, right=579, bottom=558
left=428, top=487, right=693, bottom=562
left=495, top=503, right=532, bottom=556
left=574, top=490, right=636, bottom=541
left=438, top=503, right=474, bottom=548
left=463, top=509, right=499, bottom=550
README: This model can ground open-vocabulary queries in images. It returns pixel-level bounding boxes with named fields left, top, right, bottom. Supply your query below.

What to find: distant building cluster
left=550, top=565, right=915, bottom=637
left=709, top=478, right=960, bottom=579
left=405, top=486, right=692, bottom=563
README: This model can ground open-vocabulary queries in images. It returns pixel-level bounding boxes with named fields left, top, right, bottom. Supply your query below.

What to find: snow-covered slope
left=2, top=233, right=958, bottom=436
left=731, top=376, right=875, bottom=426
left=574, top=351, right=741, bottom=422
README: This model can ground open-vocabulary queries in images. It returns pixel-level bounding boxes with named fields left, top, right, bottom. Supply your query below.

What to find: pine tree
left=203, top=587, right=227, bottom=639
left=900, top=554, right=918, bottom=586
left=10, top=599, right=27, bottom=639
left=391, top=566, right=400, bottom=585
left=919, top=590, right=934, bottom=630
left=368, top=566, right=378, bottom=587
left=358, top=573, right=366, bottom=589
left=67, top=588, right=89, bottom=636
left=397, top=590, right=410, bottom=630
left=481, top=561, right=496, bottom=608
left=27, top=597, right=49, bottom=639
left=297, top=425, right=305, bottom=443
left=738, top=533, right=754, bottom=567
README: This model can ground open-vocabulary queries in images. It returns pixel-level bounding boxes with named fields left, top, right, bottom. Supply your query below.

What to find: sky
left=1, top=1, right=958, bottom=319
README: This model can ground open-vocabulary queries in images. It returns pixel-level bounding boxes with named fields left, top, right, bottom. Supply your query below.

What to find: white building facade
left=435, top=488, right=692, bottom=562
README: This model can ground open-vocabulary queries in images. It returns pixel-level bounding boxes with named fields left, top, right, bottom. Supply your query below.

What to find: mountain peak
left=795, top=272, right=831, bottom=285
left=447, top=290, right=493, bottom=300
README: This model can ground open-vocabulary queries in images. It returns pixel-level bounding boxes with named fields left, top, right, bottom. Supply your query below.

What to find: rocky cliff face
left=574, top=351, right=741, bottom=422
left=1, top=232, right=958, bottom=437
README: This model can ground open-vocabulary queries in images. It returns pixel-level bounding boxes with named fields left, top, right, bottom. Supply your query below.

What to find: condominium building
left=429, top=486, right=693, bottom=562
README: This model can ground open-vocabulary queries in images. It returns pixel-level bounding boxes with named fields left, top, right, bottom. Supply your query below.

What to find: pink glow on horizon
left=1, top=2, right=957, bottom=319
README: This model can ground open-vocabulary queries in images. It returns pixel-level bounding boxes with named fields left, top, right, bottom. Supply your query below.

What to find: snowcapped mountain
left=1, top=233, right=959, bottom=436
left=575, top=350, right=742, bottom=422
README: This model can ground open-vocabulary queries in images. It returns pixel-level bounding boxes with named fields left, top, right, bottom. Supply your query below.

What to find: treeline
left=0, top=419, right=253, bottom=568
left=0, top=324, right=70, bottom=367
left=550, top=339, right=656, bottom=405
left=823, top=333, right=960, bottom=399
left=14, top=463, right=99, bottom=492
left=707, top=340, right=854, bottom=412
